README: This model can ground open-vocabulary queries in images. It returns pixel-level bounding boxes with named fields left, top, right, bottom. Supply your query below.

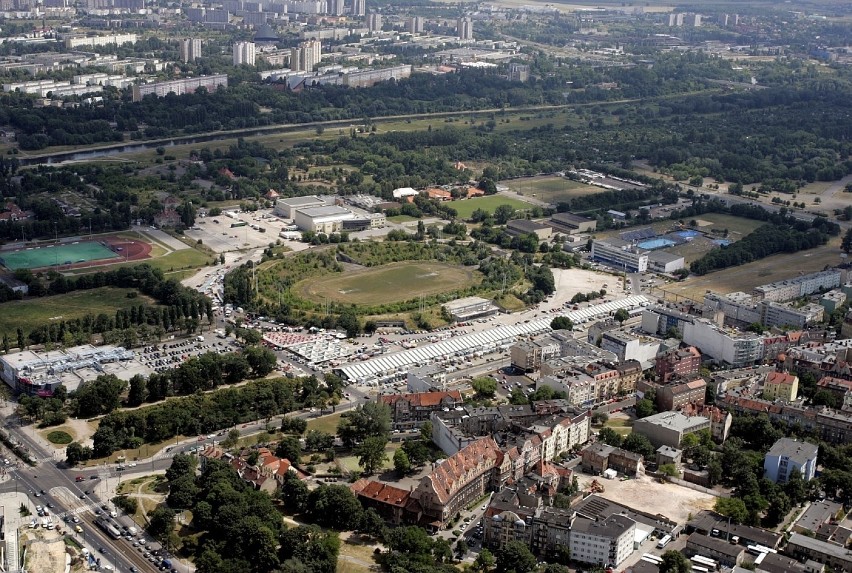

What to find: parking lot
left=184, top=209, right=283, bottom=254
left=138, top=337, right=242, bottom=373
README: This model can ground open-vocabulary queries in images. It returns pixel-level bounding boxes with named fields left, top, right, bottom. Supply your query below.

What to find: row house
left=379, top=390, right=463, bottom=430
left=657, top=378, right=707, bottom=412
left=721, top=395, right=852, bottom=444
left=817, top=376, right=852, bottom=407
left=680, top=403, right=733, bottom=443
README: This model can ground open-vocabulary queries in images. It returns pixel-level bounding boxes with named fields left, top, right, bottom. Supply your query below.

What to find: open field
left=690, top=213, right=765, bottom=238
left=0, top=240, right=118, bottom=270
left=502, top=176, right=603, bottom=204
left=658, top=237, right=843, bottom=301
left=338, top=442, right=401, bottom=473
left=296, top=262, right=481, bottom=306
left=306, top=412, right=344, bottom=435
left=603, top=414, right=633, bottom=436
left=0, top=287, right=155, bottom=335
left=451, top=195, right=535, bottom=219
left=575, top=472, right=716, bottom=524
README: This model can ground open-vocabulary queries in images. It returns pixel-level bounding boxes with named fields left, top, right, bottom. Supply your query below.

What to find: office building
left=549, top=212, right=597, bottom=234
left=657, top=378, right=706, bottom=412
left=591, top=239, right=649, bottom=273
left=763, top=438, right=818, bottom=483
left=233, top=41, right=257, bottom=66
left=457, top=17, right=473, bottom=40
left=179, top=38, right=202, bottom=63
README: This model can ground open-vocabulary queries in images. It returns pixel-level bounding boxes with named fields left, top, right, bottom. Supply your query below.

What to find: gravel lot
left=576, top=472, right=716, bottom=524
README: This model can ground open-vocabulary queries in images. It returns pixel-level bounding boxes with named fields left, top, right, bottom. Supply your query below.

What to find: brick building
left=655, top=346, right=701, bottom=383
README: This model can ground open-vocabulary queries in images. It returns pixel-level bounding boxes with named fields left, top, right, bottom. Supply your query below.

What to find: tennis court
left=637, top=238, right=676, bottom=250
left=0, top=241, right=120, bottom=270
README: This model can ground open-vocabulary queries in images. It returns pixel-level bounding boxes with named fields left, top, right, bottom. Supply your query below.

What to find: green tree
left=550, top=316, right=573, bottom=331
left=305, top=430, right=334, bottom=452
left=393, top=448, right=411, bottom=475
left=591, top=411, right=609, bottom=425
left=456, top=537, right=469, bottom=557
left=660, top=550, right=692, bottom=573
left=65, top=441, right=92, bottom=465
left=509, top=388, right=529, bottom=405
left=614, top=308, right=630, bottom=324
left=635, top=398, right=656, bottom=419
left=473, top=548, right=496, bottom=572
left=222, top=429, right=241, bottom=449
left=275, top=436, right=302, bottom=463
left=244, top=345, right=277, bottom=377
left=337, top=402, right=392, bottom=447
left=622, top=433, right=655, bottom=458
left=471, top=377, right=498, bottom=398
left=843, top=227, right=852, bottom=254
left=279, top=471, right=309, bottom=513
left=714, top=497, right=749, bottom=523
left=306, top=484, right=363, bottom=530
left=355, top=436, right=388, bottom=475
left=420, top=420, right=433, bottom=442
left=597, top=427, right=623, bottom=447
left=659, top=463, right=680, bottom=477
left=493, top=204, right=516, bottom=224
left=147, top=506, right=176, bottom=544
left=127, top=374, right=147, bottom=407
left=496, top=540, right=537, bottom=573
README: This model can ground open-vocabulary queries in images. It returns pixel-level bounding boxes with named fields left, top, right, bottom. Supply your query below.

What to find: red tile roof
left=818, top=376, right=852, bottom=391
left=380, top=390, right=462, bottom=408
left=351, top=479, right=411, bottom=508
left=766, top=371, right=797, bottom=385
left=424, top=437, right=502, bottom=504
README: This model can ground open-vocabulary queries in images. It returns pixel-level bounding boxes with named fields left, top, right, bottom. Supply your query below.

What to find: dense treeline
left=6, top=264, right=213, bottom=347
left=689, top=223, right=831, bottom=276
left=89, top=375, right=329, bottom=457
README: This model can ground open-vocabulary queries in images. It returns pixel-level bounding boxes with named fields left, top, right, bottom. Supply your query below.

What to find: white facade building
left=293, top=205, right=355, bottom=233
left=753, top=270, right=842, bottom=302
left=233, top=41, right=257, bottom=66
left=65, top=33, right=137, bottom=49
left=569, top=515, right=636, bottom=567
left=591, top=239, right=649, bottom=273
left=682, top=319, right=764, bottom=367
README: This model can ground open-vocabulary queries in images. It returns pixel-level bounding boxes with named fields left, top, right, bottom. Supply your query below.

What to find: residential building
left=680, top=404, right=732, bottom=443
left=65, top=33, right=137, bottom=49
left=487, top=510, right=533, bottom=549
left=530, top=507, right=574, bottom=559
left=408, top=437, right=505, bottom=529
left=632, top=411, right=711, bottom=449
left=508, top=63, right=530, bottom=82
left=753, top=270, right=842, bottom=302
left=548, top=212, right=597, bottom=234
left=656, top=445, right=682, bottom=467
left=329, top=0, right=344, bottom=15
left=132, top=75, right=228, bottom=102
left=762, top=370, right=799, bottom=402
left=407, top=364, right=447, bottom=393
left=600, top=330, right=660, bottom=364
left=179, top=38, right=202, bottom=63
left=821, top=290, right=847, bottom=314
left=352, top=0, right=365, bottom=16
left=290, top=39, right=322, bottom=72
left=506, top=219, right=552, bottom=240
left=350, top=479, right=410, bottom=524
left=721, top=394, right=852, bottom=445
left=591, top=238, right=649, bottom=273
left=816, top=376, right=852, bottom=407
left=685, top=533, right=745, bottom=568
left=786, top=533, right=852, bottom=573
left=657, top=378, right=706, bottom=412
left=379, top=390, right=463, bottom=430
left=682, top=319, right=764, bottom=367
left=655, top=346, right=701, bottom=383
left=569, top=515, right=637, bottom=568
left=367, top=12, right=382, bottom=32
left=763, top=438, right=818, bottom=483
left=457, top=17, right=473, bottom=40
left=580, top=443, right=643, bottom=476
left=641, top=305, right=694, bottom=337
left=233, top=41, right=257, bottom=66
left=510, top=338, right=562, bottom=372
left=760, top=300, right=824, bottom=329
left=407, top=15, right=424, bottom=33
left=793, top=500, right=844, bottom=536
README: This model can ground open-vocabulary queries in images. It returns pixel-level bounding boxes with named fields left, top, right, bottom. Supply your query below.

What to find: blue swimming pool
left=637, top=238, right=677, bottom=250
left=675, top=229, right=701, bottom=239
left=714, top=239, right=732, bottom=247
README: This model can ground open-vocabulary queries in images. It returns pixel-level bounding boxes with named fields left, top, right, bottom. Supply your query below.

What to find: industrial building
left=272, top=195, right=330, bottom=219
left=336, top=295, right=649, bottom=384
left=293, top=205, right=355, bottom=233
left=442, top=296, right=500, bottom=322
left=0, top=344, right=143, bottom=395
left=648, top=250, right=685, bottom=274
left=548, top=212, right=597, bottom=234
left=506, top=219, right=552, bottom=240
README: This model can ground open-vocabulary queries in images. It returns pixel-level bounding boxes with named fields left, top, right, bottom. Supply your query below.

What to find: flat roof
left=635, top=411, right=710, bottom=432
left=552, top=212, right=594, bottom=224
left=443, top=296, right=494, bottom=311
left=649, top=250, right=685, bottom=264
left=280, top=195, right=323, bottom=206
left=296, top=205, right=352, bottom=218
left=507, top=219, right=550, bottom=232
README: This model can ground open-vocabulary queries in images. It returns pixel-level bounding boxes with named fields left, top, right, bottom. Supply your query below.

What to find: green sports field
left=296, top=262, right=480, bottom=305
left=451, top=195, right=535, bottom=219
left=0, top=241, right=119, bottom=270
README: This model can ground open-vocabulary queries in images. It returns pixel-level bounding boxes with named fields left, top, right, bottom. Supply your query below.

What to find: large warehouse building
left=273, top=195, right=330, bottom=219
left=293, top=205, right=356, bottom=233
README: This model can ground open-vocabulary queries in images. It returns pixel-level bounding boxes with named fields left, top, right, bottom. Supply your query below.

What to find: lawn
left=296, top=262, right=481, bottom=306
left=337, top=442, right=401, bottom=473
left=0, top=287, right=155, bottom=335
left=502, top=176, right=602, bottom=204
left=306, top=412, right=344, bottom=435
left=661, top=236, right=843, bottom=301
left=690, top=213, right=765, bottom=238
left=451, top=195, right=535, bottom=219
left=604, top=417, right=633, bottom=437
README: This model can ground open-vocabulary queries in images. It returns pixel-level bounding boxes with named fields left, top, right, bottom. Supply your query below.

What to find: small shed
left=603, top=468, right=618, bottom=480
